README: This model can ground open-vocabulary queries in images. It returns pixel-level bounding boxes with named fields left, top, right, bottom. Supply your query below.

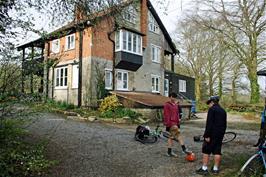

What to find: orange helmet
left=185, top=153, right=196, bottom=162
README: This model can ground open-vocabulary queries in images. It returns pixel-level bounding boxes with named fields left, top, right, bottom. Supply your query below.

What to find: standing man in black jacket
left=196, top=96, right=227, bottom=175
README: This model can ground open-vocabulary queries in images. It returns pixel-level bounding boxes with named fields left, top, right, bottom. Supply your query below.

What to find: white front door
left=164, top=79, right=169, bottom=97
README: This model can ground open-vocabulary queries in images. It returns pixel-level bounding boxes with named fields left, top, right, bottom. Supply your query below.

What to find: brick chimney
left=140, top=0, right=148, bottom=48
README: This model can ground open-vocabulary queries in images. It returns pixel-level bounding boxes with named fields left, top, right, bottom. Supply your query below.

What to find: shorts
left=202, top=136, right=223, bottom=155
left=166, top=125, right=180, bottom=139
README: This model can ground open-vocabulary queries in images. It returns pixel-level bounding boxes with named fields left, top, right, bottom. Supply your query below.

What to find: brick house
left=18, top=0, right=195, bottom=107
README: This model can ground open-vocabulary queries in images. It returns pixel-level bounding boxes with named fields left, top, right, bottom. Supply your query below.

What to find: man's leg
left=202, top=153, right=210, bottom=167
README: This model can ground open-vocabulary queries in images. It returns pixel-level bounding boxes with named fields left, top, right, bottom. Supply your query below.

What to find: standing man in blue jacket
left=196, top=96, right=227, bottom=175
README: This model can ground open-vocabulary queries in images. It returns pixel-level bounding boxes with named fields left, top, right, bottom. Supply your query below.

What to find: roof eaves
left=147, top=0, right=179, bottom=54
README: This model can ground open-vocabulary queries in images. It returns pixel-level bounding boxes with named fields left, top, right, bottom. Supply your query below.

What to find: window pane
left=115, top=31, right=120, bottom=50
left=133, top=34, right=137, bottom=53
left=123, top=73, right=127, bottom=89
left=123, top=32, right=127, bottom=50
left=118, top=72, right=122, bottom=80
left=128, top=32, right=132, bottom=51
left=64, top=68, right=68, bottom=86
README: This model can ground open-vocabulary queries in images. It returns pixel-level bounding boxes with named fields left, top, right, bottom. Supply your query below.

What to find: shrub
left=0, top=120, right=55, bottom=177
left=98, top=94, right=122, bottom=113
left=100, top=107, right=142, bottom=120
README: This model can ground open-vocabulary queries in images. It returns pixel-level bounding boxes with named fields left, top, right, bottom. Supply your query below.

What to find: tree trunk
left=248, top=67, right=260, bottom=103
left=231, top=77, right=236, bottom=104
left=218, top=73, right=222, bottom=98
left=195, top=77, right=202, bottom=102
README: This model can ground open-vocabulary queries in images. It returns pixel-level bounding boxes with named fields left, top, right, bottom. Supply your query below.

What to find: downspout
left=108, top=30, right=116, bottom=91
left=78, top=27, right=84, bottom=107
left=21, top=48, right=25, bottom=93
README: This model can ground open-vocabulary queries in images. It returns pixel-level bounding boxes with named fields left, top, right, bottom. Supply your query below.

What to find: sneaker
left=182, top=148, right=192, bottom=155
left=211, top=168, right=219, bottom=175
left=167, top=151, right=178, bottom=157
left=195, top=167, right=209, bottom=175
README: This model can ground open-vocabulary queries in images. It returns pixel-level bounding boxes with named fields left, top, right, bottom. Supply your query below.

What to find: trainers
left=211, top=168, right=219, bottom=175
left=195, top=167, right=209, bottom=175
left=167, top=151, right=178, bottom=157
left=182, top=148, right=192, bottom=155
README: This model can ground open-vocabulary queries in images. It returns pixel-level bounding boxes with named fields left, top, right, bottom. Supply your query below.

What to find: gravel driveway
left=25, top=112, right=260, bottom=177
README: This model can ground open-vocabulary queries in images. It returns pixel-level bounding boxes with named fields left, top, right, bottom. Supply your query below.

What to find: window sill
left=55, top=87, right=68, bottom=90
left=152, top=61, right=161, bottom=64
left=152, top=90, right=160, bottom=93
left=115, top=50, right=142, bottom=56
left=117, top=88, right=129, bottom=91
left=64, top=48, right=75, bottom=52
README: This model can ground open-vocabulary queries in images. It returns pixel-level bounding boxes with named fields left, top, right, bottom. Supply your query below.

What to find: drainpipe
left=108, top=30, right=116, bottom=91
left=78, top=27, right=84, bottom=107
left=21, top=48, right=25, bottom=93
left=171, top=53, right=175, bottom=72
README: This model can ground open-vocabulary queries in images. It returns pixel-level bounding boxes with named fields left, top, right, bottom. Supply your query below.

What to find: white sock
left=213, top=165, right=218, bottom=171
left=202, top=165, right=208, bottom=170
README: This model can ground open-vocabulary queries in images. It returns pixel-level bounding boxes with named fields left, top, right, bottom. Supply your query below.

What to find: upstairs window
left=115, top=30, right=142, bottom=55
left=52, top=39, right=60, bottom=53
left=55, top=67, right=68, bottom=88
left=123, top=6, right=137, bottom=24
left=179, top=80, right=186, bottom=92
left=149, top=12, right=159, bottom=34
left=65, top=34, right=75, bottom=50
left=151, top=44, right=161, bottom=63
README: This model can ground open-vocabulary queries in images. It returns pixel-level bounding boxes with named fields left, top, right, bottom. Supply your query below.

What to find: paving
left=25, top=112, right=260, bottom=177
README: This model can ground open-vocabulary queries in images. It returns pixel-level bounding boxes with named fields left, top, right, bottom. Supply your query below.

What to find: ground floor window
left=105, top=69, right=112, bottom=90
left=55, top=66, right=68, bottom=88
left=179, top=79, right=186, bottom=92
left=152, top=75, right=160, bottom=93
left=117, top=70, right=128, bottom=90
left=72, top=65, right=79, bottom=89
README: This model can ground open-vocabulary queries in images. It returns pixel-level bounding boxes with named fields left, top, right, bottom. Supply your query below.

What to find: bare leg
left=202, top=153, right=210, bottom=166
left=176, top=135, right=185, bottom=145
left=214, top=154, right=221, bottom=168
left=167, top=138, right=173, bottom=148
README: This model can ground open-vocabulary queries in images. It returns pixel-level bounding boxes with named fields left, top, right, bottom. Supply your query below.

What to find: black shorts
left=202, top=136, right=223, bottom=155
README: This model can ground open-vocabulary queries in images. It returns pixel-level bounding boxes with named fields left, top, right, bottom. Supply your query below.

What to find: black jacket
left=204, top=104, right=227, bottom=138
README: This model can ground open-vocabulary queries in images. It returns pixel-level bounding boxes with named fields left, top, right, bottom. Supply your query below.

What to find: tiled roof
left=112, top=91, right=192, bottom=108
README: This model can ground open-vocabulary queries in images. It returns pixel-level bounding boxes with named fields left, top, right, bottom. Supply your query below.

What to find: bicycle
left=238, top=139, right=266, bottom=177
left=134, top=124, right=182, bottom=144
left=193, top=131, right=237, bottom=144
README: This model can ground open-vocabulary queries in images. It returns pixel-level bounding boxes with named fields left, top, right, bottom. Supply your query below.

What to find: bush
left=0, top=119, right=55, bottom=177
left=98, top=94, right=122, bottom=113
left=100, top=107, right=142, bottom=120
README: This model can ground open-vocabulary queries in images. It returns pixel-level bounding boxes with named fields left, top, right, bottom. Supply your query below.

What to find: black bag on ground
left=135, top=125, right=150, bottom=140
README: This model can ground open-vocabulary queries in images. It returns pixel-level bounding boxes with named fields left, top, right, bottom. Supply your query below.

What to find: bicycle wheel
left=162, top=131, right=170, bottom=139
left=238, top=153, right=264, bottom=177
left=222, top=131, right=237, bottom=144
left=135, top=134, right=158, bottom=144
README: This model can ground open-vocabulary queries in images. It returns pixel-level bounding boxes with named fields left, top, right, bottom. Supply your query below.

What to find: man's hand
left=204, top=137, right=210, bottom=143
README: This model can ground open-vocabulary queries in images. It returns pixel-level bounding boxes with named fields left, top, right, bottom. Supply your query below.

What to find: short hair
left=206, top=96, right=219, bottom=104
left=169, top=92, right=177, bottom=98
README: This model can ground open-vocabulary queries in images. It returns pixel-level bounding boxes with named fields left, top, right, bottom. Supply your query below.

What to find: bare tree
left=195, top=0, right=266, bottom=103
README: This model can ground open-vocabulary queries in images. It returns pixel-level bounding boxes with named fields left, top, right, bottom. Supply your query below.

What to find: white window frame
left=151, top=44, right=161, bottom=63
left=151, top=75, right=160, bottom=93
left=179, top=80, right=186, bottom=92
left=72, top=65, right=79, bottom=89
left=148, top=11, right=160, bottom=34
left=115, top=30, right=142, bottom=56
left=55, top=66, right=68, bottom=89
left=123, top=5, right=137, bottom=24
left=65, top=34, right=75, bottom=51
left=105, top=69, right=113, bottom=90
left=117, top=70, right=128, bottom=91
left=51, top=39, right=60, bottom=53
